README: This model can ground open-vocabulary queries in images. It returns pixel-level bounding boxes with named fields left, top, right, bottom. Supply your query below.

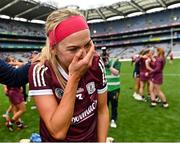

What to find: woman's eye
left=69, top=48, right=79, bottom=52
left=85, top=42, right=91, bottom=48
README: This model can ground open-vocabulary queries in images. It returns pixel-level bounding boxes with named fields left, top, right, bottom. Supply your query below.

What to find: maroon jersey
left=28, top=55, right=107, bottom=142
left=7, top=87, right=24, bottom=105
left=151, top=57, right=165, bottom=84
left=139, top=57, right=150, bottom=81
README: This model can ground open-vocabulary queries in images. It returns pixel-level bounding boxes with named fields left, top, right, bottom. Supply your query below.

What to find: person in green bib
left=101, top=47, right=121, bottom=128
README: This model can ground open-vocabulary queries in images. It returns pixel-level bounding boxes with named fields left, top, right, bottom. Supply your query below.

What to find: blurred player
left=148, top=48, right=169, bottom=107
left=4, top=56, right=26, bottom=131
left=101, top=47, right=121, bottom=128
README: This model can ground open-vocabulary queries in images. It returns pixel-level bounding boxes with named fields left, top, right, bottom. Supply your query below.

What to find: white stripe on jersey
left=107, top=82, right=120, bottom=86
left=106, top=75, right=119, bottom=78
left=29, top=89, right=53, bottom=96
left=33, top=64, right=39, bottom=87
left=97, top=85, right=107, bottom=94
left=33, top=64, right=48, bottom=87
left=98, top=58, right=106, bottom=86
left=41, top=67, right=48, bottom=86
left=99, top=58, right=105, bottom=70
left=37, top=65, right=43, bottom=87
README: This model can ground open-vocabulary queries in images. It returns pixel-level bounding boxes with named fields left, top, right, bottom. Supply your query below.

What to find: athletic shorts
left=7, top=89, right=24, bottom=105
left=140, top=72, right=150, bottom=81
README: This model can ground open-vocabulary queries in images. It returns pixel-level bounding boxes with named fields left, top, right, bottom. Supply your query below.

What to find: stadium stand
left=0, top=0, right=180, bottom=60
left=90, top=7, right=180, bottom=59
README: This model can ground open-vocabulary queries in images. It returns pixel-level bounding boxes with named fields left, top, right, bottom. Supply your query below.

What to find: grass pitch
left=0, top=59, right=180, bottom=142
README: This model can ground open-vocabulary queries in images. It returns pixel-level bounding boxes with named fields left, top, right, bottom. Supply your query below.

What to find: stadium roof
left=0, top=0, right=180, bottom=22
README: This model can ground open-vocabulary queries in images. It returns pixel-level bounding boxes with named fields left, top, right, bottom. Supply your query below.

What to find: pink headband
left=48, top=15, right=89, bottom=47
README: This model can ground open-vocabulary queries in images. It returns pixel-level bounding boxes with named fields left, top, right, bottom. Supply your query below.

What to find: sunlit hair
left=142, top=49, right=150, bottom=55
left=157, top=47, right=165, bottom=58
left=39, top=8, right=83, bottom=89
left=139, top=49, right=145, bottom=55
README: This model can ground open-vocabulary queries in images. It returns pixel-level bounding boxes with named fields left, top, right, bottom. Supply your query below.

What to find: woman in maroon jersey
left=138, top=49, right=153, bottom=101
left=4, top=56, right=26, bottom=131
left=149, top=47, right=168, bottom=107
left=28, top=8, right=109, bottom=142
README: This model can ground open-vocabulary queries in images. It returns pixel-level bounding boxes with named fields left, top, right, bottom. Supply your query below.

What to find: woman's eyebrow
left=85, top=39, right=92, bottom=45
left=67, top=39, right=92, bottom=48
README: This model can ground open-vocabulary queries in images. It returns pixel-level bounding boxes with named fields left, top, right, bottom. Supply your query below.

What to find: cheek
left=58, top=53, right=74, bottom=66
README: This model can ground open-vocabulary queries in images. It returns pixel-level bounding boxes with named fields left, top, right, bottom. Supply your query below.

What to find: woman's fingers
left=69, top=44, right=95, bottom=77
left=71, top=49, right=83, bottom=64
left=84, top=44, right=95, bottom=63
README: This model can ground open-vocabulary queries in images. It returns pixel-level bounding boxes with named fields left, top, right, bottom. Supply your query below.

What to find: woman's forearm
left=47, top=75, right=80, bottom=139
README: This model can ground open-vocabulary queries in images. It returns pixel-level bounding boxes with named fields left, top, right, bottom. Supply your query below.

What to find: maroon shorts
left=7, top=89, right=24, bottom=105
left=151, top=74, right=163, bottom=85
left=140, top=72, right=149, bottom=81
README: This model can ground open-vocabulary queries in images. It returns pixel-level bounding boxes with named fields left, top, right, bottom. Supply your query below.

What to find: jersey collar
left=57, top=63, right=69, bottom=81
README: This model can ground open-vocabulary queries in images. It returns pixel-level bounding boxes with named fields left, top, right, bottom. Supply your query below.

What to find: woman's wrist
left=68, top=73, right=81, bottom=82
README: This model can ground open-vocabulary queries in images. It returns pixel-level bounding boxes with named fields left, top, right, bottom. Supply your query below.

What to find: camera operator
left=101, top=47, right=110, bottom=66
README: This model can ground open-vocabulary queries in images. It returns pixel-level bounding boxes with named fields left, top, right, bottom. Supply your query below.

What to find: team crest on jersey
left=55, top=88, right=64, bottom=99
left=86, top=82, right=96, bottom=95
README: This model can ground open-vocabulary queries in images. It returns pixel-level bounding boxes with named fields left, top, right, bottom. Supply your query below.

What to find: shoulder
left=28, top=61, right=53, bottom=86
left=29, top=60, right=52, bottom=72
left=28, top=61, right=54, bottom=96
left=156, top=57, right=163, bottom=62
left=93, top=53, right=101, bottom=65
left=88, top=54, right=105, bottom=78
left=88, top=54, right=107, bottom=92
left=29, top=62, right=49, bottom=75
left=146, top=57, right=151, bottom=62
left=114, top=58, right=120, bottom=64
left=91, top=53, right=104, bottom=70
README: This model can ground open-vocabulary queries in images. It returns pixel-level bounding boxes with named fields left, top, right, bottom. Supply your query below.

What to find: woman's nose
left=81, top=48, right=87, bottom=57
left=81, top=46, right=88, bottom=53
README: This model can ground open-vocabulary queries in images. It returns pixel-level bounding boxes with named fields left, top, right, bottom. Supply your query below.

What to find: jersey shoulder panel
left=89, top=54, right=107, bottom=94
left=28, top=62, right=54, bottom=96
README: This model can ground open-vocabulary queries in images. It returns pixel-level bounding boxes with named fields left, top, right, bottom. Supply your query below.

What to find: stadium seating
left=0, top=7, right=180, bottom=59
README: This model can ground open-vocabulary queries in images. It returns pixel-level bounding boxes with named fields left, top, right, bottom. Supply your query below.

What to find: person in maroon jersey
left=169, top=50, right=174, bottom=64
left=28, top=8, right=109, bottom=142
left=148, top=47, right=169, bottom=107
left=138, top=49, right=153, bottom=101
left=132, top=50, right=144, bottom=100
left=3, top=56, right=26, bottom=131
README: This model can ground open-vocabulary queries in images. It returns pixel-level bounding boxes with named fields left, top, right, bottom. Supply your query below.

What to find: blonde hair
left=40, top=8, right=84, bottom=89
